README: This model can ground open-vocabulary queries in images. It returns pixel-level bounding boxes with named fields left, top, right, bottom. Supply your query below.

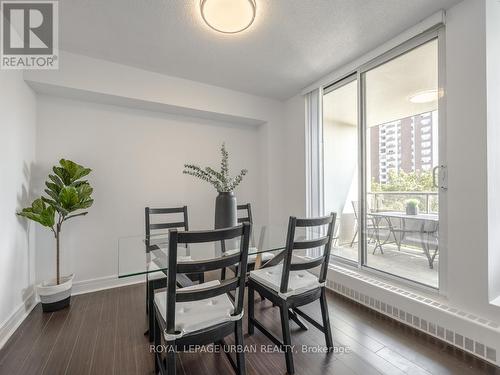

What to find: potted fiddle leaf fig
left=17, top=159, right=94, bottom=312
left=183, top=143, right=247, bottom=229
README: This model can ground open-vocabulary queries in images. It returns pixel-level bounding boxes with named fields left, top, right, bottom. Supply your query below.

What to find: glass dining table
left=118, top=224, right=325, bottom=279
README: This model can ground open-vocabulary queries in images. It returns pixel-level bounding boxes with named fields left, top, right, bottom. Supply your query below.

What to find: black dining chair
left=153, top=223, right=251, bottom=375
left=234, top=203, right=274, bottom=269
left=145, top=206, right=203, bottom=341
left=221, top=204, right=272, bottom=302
left=247, top=213, right=336, bottom=374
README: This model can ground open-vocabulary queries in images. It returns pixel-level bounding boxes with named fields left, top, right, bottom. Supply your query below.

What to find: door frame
left=320, top=25, right=447, bottom=293
left=356, top=26, right=447, bottom=292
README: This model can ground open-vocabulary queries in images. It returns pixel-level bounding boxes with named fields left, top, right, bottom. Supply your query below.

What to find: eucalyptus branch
left=228, top=169, right=248, bottom=191
left=183, top=165, right=222, bottom=191
left=183, top=143, right=247, bottom=193
left=220, top=142, right=229, bottom=182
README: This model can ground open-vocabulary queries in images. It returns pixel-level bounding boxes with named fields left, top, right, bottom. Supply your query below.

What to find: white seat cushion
left=154, top=280, right=237, bottom=339
left=226, top=247, right=274, bottom=264
left=249, top=264, right=323, bottom=299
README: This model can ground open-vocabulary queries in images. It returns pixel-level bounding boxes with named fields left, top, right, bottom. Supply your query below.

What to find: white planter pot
left=406, top=205, right=419, bottom=215
left=37, top=274, right=74, bottom=312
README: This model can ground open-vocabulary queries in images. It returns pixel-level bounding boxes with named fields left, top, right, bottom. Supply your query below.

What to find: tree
left=17, top=159, right=94, bottom=284
left=371, top=170, right=437, bottom=212
left=372, top=170, right=436, bottom=192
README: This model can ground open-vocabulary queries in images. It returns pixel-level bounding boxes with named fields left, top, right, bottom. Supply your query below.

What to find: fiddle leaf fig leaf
left=45, top=181, right=61, bottom=195
left=78, top=198, right=94, bottom=209
left=77, top=183, right=93, bottom=200
left=48, top=174, right=64, bottom=187
left=53, top=165, right=71, bottom=185
left=32, top=198, right=45, bottom=213
left=44, top=188, right=60, bottom=203
left=41, top=196, right=57, bottom=207
left=70, top=180, right=88, bottom=188
left=59, top=159, right=92, bottom=183
left=59, top=186, right=79, bottom=210
left=17, top=198, right=55, bottom=228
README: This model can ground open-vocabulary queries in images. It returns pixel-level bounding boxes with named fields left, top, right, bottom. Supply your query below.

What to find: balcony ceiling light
left=200, top=0, right=256, bottom=34
left=409, top=89, right=438, bottom=104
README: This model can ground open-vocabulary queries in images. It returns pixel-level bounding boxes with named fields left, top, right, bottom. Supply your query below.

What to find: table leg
left=419, top=222, right=433, bottom=269
left=254, top=254, right=262, bottom=270
left=394, top=217, right=405, bottom=251
left=372, top=217, right=385, bottom=254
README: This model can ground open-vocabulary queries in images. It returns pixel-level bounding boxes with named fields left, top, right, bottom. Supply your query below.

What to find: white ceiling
left=324, top=38, right=438, bottom=128
left=59, top=0, right=461, bottom=100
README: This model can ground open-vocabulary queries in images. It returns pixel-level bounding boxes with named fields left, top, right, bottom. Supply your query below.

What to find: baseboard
left=326, top=264, right=500, bottom=367
left=0, top=292, right=37, bottom=350
left=0, top=275, right=144, bottom=350
left=71, top=274, right=145, bottom=295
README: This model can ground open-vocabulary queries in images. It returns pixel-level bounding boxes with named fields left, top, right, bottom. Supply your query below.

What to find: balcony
left=331, top=191, right=439, bottom=288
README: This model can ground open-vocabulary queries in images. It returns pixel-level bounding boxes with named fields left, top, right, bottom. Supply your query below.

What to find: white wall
left=444, top=0, right=499, bottom=319
left=283, top=94, right=307, bottom=218
left=25, top=51, right=287, bottom=227
left=35, top=95, right=265, bottom=285
left=486, top=0, right=500, bottom=305
left=0, top=71, right=37, bottom=344
left=323, top=121, right=358, bottom=241
left=22, top=52, right=288, bottom=288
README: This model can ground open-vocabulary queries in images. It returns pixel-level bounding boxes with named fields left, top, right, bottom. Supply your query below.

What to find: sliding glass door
left=322, top=30, right=444, bottom=289
left=362, top=38, right=441, bottom=288
left=323, top=76, right=359, bottom=262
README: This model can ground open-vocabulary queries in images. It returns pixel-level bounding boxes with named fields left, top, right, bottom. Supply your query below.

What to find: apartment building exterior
left=370, top=111, right=437, bottom=184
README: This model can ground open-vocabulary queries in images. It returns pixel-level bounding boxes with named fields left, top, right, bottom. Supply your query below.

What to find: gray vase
left=215, top=192, right=237, bottom=229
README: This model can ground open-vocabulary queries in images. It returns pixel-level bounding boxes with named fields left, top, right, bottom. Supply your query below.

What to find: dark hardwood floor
left=1, top=282, right=499, bottom=375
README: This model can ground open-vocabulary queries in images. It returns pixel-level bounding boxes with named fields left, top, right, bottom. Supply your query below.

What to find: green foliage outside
left=370, top=170, right=438, bottom=212
left=371, top=170, right=435, bottom=192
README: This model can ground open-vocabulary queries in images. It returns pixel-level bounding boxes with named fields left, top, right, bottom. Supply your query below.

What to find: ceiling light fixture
left=200, top=0, right=256, bottom=34
left=409, top=89, right=438, bottom=104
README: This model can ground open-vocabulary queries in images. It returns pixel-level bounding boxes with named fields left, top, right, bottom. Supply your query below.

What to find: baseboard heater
left=326, top=265, right=500, bottom=367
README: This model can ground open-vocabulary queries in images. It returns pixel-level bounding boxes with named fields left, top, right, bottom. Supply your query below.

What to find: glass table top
left=118, top=224, right=325, bottom=278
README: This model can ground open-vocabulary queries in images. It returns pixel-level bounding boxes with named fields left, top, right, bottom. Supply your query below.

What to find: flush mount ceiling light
left=409, top=89, right=438, bottom=104
left=200, top=0, right=256, bottom=34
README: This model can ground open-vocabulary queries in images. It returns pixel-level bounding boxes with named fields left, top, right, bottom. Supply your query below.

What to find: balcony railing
left=368, top=191, right=438, bottom=213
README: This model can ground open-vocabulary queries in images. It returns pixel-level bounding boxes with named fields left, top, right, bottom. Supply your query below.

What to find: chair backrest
left=165, top=223, right=251, bottom=336
left=280, top=213, right=336, bottom=294
left=217, top=203, right=253, bottom=252
left=145, top=206, right=189, bottom=251
left=237, top=203, right=253, bottom=224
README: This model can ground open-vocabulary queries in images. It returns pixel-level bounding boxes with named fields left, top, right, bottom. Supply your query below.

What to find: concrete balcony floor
left=332, top=243, right=439, bottom=288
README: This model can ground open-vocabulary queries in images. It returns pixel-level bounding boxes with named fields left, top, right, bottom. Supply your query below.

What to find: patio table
left=369, top=212, right=439, bottom=269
